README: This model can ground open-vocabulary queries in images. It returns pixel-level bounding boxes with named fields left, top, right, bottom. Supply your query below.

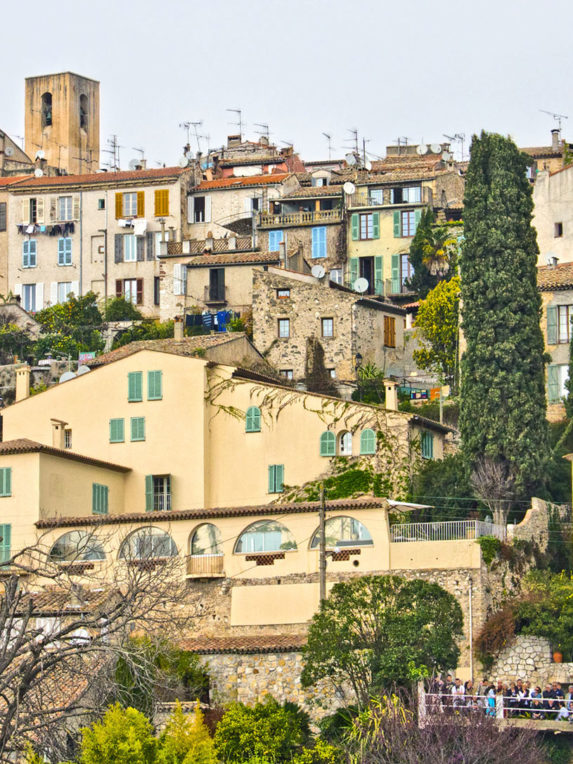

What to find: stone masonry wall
left=489, top=635, right=573, bottom=686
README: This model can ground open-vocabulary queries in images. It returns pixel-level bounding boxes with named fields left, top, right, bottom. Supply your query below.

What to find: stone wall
left=489, top=634, right=573, bottom=686
left=0, top=361, right=68, bottom=402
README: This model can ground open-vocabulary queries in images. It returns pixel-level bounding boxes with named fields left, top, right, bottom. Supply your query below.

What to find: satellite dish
left=364, top=160, right=372, bottom=171
left=34, top=168, right=44, bottom=178
left=76, top=365, right=91, bottom=376
left=353, top=277, right=369, bottom=294
left=128, top=158, right=140, bottom=171
left=311, top=264, right=326, bottom=279
left=35, top=150, right=45, bottom=160
left=343, top=181, right=356, bottom=195
left=417, top=144, right=428, bottom=155
left=442, top=151, right=452, bottom=161
left=431, top=143, right=442, bottom=154
left=178, top=155, right=189, bottom=168
left=59, top=371, right=77, bottom=383
left=4, top=146, right=14, bottom=157
left=345, top=153, right=357, bottom=166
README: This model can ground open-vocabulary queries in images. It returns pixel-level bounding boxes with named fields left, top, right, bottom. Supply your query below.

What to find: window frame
left=268, top=465, right=284, bottom=494
left=147, top=370, right=163, bottom=401
left=401, top=210, right=416, bottom=237
left=128, top=371, right=143, bottom=402
left=246, top=406, right=261, bottom=433
left=276, top=289, right=290, bottom=299
left=360, top=429, right=376, bottom=455
left=145, top=475, right=172, bottom=512
left=359, top=213, right=374, bottom=240
left=268, top=230, right=284, bottom=252
left=92, top=483, right=109, bottom=515
left=58, top=196, right=73, bottom=222
left=421, top=431, right=434, bottom=459
left=320, top=431, right=336, bottom=457
left=311, top=226, right=327, bottom=259
left=123, top=193, right=138, bottom=217
left=321, top=317, right=334, bottom=338
left=235, top=518, right=295, bottom=553
left=278, top=318, right=290, bottom=338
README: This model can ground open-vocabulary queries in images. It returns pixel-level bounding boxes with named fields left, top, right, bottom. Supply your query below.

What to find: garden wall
left=489, top=634, right=573, bottom=686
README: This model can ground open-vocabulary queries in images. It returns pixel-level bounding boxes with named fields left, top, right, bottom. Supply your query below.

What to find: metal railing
left=167, top=236, right=254, bottom=256
left=258, top=208, right=342, bottom=228
left=186, top=554, right=224, bottom=577
left=420, top=691, right=572, bottom=723
left=390, top=520, right=506, bottom=543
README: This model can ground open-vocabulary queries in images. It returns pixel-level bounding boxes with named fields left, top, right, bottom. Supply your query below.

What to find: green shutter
left=360, top=429, right=376, bottom=455
left=148, top=370, right=162, bottom=400
left=92, top=484, right=109, bottom=515
left=374, top=256, right=383, bottom=295
left=131, top=417, right=145, bottom=441
left=0, top=468, right=12, bottom=497
left=393, top=211, right=401, bottom=238
left=109, top=418, right=124, bottom=443
left=320, top=431, right=335, bottom=457
left=349, top=257, right=359, bottom=286
left=548, top=365, right=560, bottom=403
left=128, top=372, right=142, bottom=402
left=413, top=209, right=422, bottom=234
left=275, top=465, right=284, bottom=493
left=421, top=432, right=434, bottom=459
left=372, top=212, right=380, bottom=239
left=246, top=406, right=261, bottom=433
left=145, top=475, right=154, bottom=511
left=268, top=465, right=275, bottom=493
left=547, top=306, right=558, bottom=345
left=391, top=254, right=400, bottom=294
left=0, top=524, right=11, bottom=564
left=351, top=214, right=359, bottom=240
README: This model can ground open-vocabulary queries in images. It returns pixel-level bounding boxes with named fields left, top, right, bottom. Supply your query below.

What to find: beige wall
left=0, top=452, right=41, bottom=554
left=533, top=168, right=573, bottom=266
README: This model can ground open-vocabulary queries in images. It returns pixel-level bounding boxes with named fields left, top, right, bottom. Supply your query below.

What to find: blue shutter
left=275, top=465, right=284, bottom=493
left=145, top=475, right=154, bottom=511
left=548, top=365, right=560, bottom=403
left=421, top=432, right=434, bottom=459
left=109, top=418, right=124, bottom=443
left=391, top=254, right=400, bottom=294
left=360, top=429, right=376, bottom=455
left=351, top=214, right=359, bottom=240
left=128, top=372, right=142, bottom=401
left=374, top=256, right=383, bottom=295
left=393, top=211, right=401, bottom=238
left=269, top=230, right=283, bottom=252
left=547, top=306, right=558, bottom=345
left=312, top=227, right=326, bottom=258
left=0, top=524, right=11, bottom=564
left=92, top=484, right=109, bottom=515
left=148, top=370, right=162, bottom=400
left=372, top=212, right=380, bottom=239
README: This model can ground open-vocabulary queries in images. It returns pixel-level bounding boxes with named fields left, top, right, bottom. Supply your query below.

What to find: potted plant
left=553, top=645, right=564, bottom=663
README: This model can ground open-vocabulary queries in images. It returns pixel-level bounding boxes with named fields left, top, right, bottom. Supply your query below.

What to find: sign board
left=78, top=352, right=96, bottom=364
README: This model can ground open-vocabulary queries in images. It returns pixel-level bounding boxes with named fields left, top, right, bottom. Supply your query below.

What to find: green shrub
left=79, top=704, right=157, bottom=764
left=157, top=701, right=217, bottom=764
left=477, top=535, right=502, bottom=566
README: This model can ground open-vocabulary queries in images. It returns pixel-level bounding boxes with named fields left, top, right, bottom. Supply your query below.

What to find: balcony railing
left=258, top=208, right=342, bottom=228
left=390, top=520, right=506, bottom=543
left=385, top=279, right=416, bottom=296
left=186, top=554, right=225, bottom=577
left=167, top=236, right=254, bottom=256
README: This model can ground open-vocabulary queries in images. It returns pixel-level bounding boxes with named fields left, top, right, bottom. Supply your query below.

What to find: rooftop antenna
left=322, top=132, right=333, bottom=160
left=395, top=137, right=409, bottom=154
left=254, top=123, right=270, bottom=141
left=102, top=134, right=122, bottom=171
left=362, top=137, right=371, bottom=167
left=190, top=121, right=204, bottom=153
left=226, top=108, right=243, bottom=141
left=443, top=132, right=466, bottom=161
left=539, top=109, right=569, bottom=133
left=179, top=121, right=192, bottom=154
left=132, top=146, right=145, bottom=160
left=347, top=128, right=359, bottom=153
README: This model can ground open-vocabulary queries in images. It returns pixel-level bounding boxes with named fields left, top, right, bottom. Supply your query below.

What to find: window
left=145, top=475, right=171, bottom=511
left=330, top=269, right=342, bottom=285
left=128, top=371, right=143, bottom=402
left=351, top=212, right=380, bottom=241
left=401, top=253, right=414, bottom=286
left=208, top=268, right=225, bottom=301
left=123, top=193, right=138, bottom=217
left=558, top=305, right=573, bottom=343
left=57, top=237, right=72, bottom=266
left=360, top=429, right=376, bottom=455
left=190, top=523, right=222, bottom=555
left=92, top=484, right=109, bottom=515
left=400, top=211, right=417, bottom=237
left=58, top=282, right=72, bottom=304
left=235, top=519, right=295, bottom=553
left=320, top=431, right=336, bottom=457
left=312, top=226, right=327, bottom=258
left=328, top=368, right=336, bottom=378
left=116, top=278, right=143, bottom=305
left=277, top=289, right=290, bottom=299
left=312, top=177, right=326, bottom=187
left=79, top=94, right=88, bottom=129
left=278, top=318, right=290, bottom=338
left=58, top=196, right=73, bottom=221
left=123, top=235, right=137, bottom=262
left=49, top=531, right=105, bottom=562
left=548, top=364, right=569, bottom=404
left=339, top=431, right=352, bottom=456
left=148, top=370, right=162, bottom=400
left=22, top=284, right=36, bottom=312
left=360, top=213, right=374, bottom=240
left=280, top=369, right=293, bottom=380
left=131, top=417, right=145, bottom=442
left=109, top=418, right=125, bottom=443
left=29, top=198, right=37, bottom=224
left=321, top=318, right=334, bottom=338
left=268, top=230, right=284, bottom=252
left=41, top=92, right=52, bottom=128
left=0, top=525, right=10, bottom=564
left=310, top=516, right=373, bottom=549
left=0, top=468, right=11, bottom=497
left=154, top=276, right=160, bottom=306
left=391, top=186, right=421, bottom=204
left=22, top=240, right=37, bottom=268
left=268, top=465, right=284, bottom=494
left=369, top=189, right=384, bottom=205
left=119, top=527, right=177, bottom=560
left=98, top=198, right=106, bottom=210
left=0, top=202, right=6, bottom=232
left=246, top=406, right=261, bottom=433
left=384, top=316, right=396, bottom=348
left=154, top=189, right=169, bottom=217
left=555, top=222, right=564, bottom=238
left=421, top=431, right=434, bottom=459
left=64, top=429, right=72, bottom=449
left=193, top=196, right=206, bottom=222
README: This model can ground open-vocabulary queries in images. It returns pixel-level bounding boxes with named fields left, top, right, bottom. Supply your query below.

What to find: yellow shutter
left=115, top=193, right=122, bottom=219
left=137, top=191, right=145, bottom=218
left=154, top=189, right=169, bottom=217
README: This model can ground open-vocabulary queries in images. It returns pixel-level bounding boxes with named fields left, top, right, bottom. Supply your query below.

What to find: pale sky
left=2, top=0, right=573, bottom=168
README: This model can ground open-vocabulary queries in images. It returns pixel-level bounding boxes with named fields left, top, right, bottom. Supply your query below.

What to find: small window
left=22, top=240, right=37, bottom=268
left=277, top=289, right=290, bottom=299
left=148, top=370, right=162, bottom=401
left=401, top=211, right=417, bottom=237
left=194, top=196, right=206, bottom=222
left=421, top=431, right=434, bottom=459
left=154, top=276, right=160, bottom=306
left=64, top=429, right=72, bottom=449
left=0, top=468, right=12, bottom=497
left=278, top=318, right=290, bottom=338
left=235, top=519, right=295, bottom=553
left=92, top=484, right=109, bottom=515
left=269, top=230, right=284, bottom=252
left=131, top=417, right=145, bottom=442
left=320, top=431, right=336, bottom=457
left=123, top=193, right=138, bottom=217
left=145, top=475, right=171, bottom=511
left=123, top=235, right=137, bottom=262
left=246, top=406, right=261, bottom=433
left=384, top=316, right=396, bottom=348
left=29, top=198, right=37, bottom=224
left=58, top=196, right=73, bottom=221
left=49, top=530, right=104, bottom=562
left=328, top=368, right=336, bottom=378
left=57, top=237, right=72, bottom=266
left=330, top=269, right=342, bottom=285
left=41, top=92, right=52, bottom=128
left=98, top=198, right=106, bottom=210
left=311, top=226, right=327, bottom=259
left=339, top=431, right=352, bottom=456
left=555, top=222, right=564, bottom=238
left=360, top=429, right=376, bottom=455
left=109, top=418, right=125, bottom=443
left=280, top=370, right=293, bottom=380
left=321, top=318, right=334, bottom=338
left=190, top=523, right=222, bottom=555
left=128, top=371, right=143, bottom=402
left=268, top=465, right=284, bottom=494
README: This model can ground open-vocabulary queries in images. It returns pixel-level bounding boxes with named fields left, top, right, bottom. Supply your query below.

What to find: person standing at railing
left=452, top=677, right=465, bottom=709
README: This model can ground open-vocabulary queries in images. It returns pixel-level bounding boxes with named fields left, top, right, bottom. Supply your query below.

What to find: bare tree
left=470, top=457, right=515, bottom=527
left=0, top=527, right=193, bottom=762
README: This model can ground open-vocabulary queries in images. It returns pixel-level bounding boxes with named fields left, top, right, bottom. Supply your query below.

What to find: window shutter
left=187, top=196, right=194, bottom=224
left=115, top=193, right=123, bottom=219
left=73, top=195, right=80, bottom=221
left=173, top=264, right=183, bottom=296
left=0, top=524, right=11, bottom=564
left=145, top=475, right=154, bottom=511
left=92, top=483, right=98, bottom=513
left=351, top=214, right=359, bottom=240
left=131, top=417, right=145, bottom=441
left=360, top=429, right=376, bottom=455
left=50, top=282, right=58, bottom=305
left=0, top=468, right=11, bottom=497
left=548, top=365, right=560, bottom=403
left=393, top=211, right=401, bottom=237
left=71, top=280, right=79, bottom=296
left=136, top=279, right=143, bottom=305
left=372, top=212, right=380, bottom=239
left=275, top=465, right=284, bottom=492
left=349, top=257, right=359, bottom=286
left=413, top=209, right=422, bottom=234
left=146, top=231, right=155, bottom=261
left=320, top=431, right=335, bottom=456
left=312, top=227, right=318, bottom=258
left=154, top=190, right=162, bottom=217
left=391, top=254, right=400, bottom=294
left=114, top=234, right=123, bottom=263
left=148, top=370, right=162, bottom=400
left=204, top=196, right=211, bottom=223
left=374, top=256, right=383, bottom=295
left=246, top=406, right=261, bottom=432
left=547, top=306, right=558, bottom=344
left=115, top=280, right=122, bottom=298
left=49, top=198, right=56, bottom=223
left=58, top=238, right=64, bottom=266
left=268, top=465, right=275, bottom=493
left=128, top=371, right=142, bottom=401
left=36, top=198, right=44, bottom=224
left=36, top=283, right=43, bottom=310
left=136, top=191, right=145, bottom=217
left=136, top=237, right=145, bottom=261
left=390, top=317, right=396, bottom=347
left=21, top=199, right=28, bottom=225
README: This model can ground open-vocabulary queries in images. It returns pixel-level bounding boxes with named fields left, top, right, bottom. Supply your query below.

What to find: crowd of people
left=427, top=675, right=573, bottom=720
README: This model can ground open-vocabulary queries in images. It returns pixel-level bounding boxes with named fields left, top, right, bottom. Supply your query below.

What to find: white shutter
left=204, top=196, right=212, bottom=223
left=21, top=200, right=28, bottom=225
left=36, top=198, right=44, bottom=224
left=244, top=197, right=252, bottom=213
left=187, top=196, right=194, bottom=224
left=49, top=198, right=56, bottom=222
left=71, top=280, right=79, bottom=296
left=173, top=264, right=182, bottom=295
left=13, top=283, right=22, bottom=298
left=73, top=195, right=80, bottom=221
left=36, top=283, right=44, bottom=309
left=50, top=282, right=58, bottom=305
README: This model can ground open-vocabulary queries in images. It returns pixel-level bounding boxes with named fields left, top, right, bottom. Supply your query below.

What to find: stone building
left=252, top=267, right=406, bottom=385
left=0, top=176, right=29, bottom=286
left=533, top=164, right=573, bottom=268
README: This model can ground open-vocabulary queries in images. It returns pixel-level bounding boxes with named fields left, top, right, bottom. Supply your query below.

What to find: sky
left=2, top=0, right=573, bottom=169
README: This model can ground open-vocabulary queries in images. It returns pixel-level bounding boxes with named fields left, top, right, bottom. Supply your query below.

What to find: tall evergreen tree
left=459, top=132, right=548, bottom=494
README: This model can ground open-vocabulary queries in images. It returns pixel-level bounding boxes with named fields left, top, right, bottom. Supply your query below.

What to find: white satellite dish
left=353, top=277, right=369, bottom=293
left=35, top=150, right=45, bottom=160
left=34, top=168, right=44, bottom=178
left=417, top=144, right=428, bottom=155
left=128, top=158, right=140, bottom=171
left=59, top=371, right=76, bottom=384
left=311, top=264, right=326, bottom=279
left=364, top=160, right=372, bottom=171
left=4, top=146, right=14, bottom=157
left=178, top=155, right=189, bottom=168
left=343, top=181, right=356, bottom=195
left=345, top=153, right=357, bottom=166
left=431, top=143, right=442, bottom=154
left=76, top=365, right=91, bottom=376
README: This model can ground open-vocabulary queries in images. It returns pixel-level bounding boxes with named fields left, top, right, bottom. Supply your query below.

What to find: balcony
left=186, top=554, right=225, bottom=578
left=390, top=520, right=506, bottom=543
left=385, top=279, right=416, bottom=297
left=258, top=208, right=342, bottom=229
left=204, top=284, right=227, bottom=305
left=166, top=235, right=254, bottom=256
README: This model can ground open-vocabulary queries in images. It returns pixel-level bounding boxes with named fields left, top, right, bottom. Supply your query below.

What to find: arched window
left=79, top=94, right=88, bottom=130
left=235, top=520, right=297, bottom=554
left=49, top=531, right=105, bottom=562
left=310, top=516, right=373, bottom=549
left=339, top=431, right=352, bottom=456
left=41, top=92, right=52, bottom=128
left=320, top=431, right=336, bottom=456
left=245, top=406, right=261, bottom=433
left=119, top=527, right=177, bottom=560
left=360, top=429, right=376, bottom=455
left=190, top=523, right=222, bottom=556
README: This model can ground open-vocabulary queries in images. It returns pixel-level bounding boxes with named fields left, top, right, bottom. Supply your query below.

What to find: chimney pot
left=174, top=317, right=184, bottom=340
left=552, top=129, right=561, bottom=152
left=384, top=379, right=399, bottom=411
left=15, top=365, right=30, bottom=402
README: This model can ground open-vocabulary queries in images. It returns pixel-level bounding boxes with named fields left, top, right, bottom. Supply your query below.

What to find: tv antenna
left=443, top=133, right=465, bottom=160
left=102, top=134, right=122, bottom=171
left=395, top=137, right=409, bottom=153
left=254, top=123, right=270, bottom=141
left=132, top=146, right=145, bottom=160
left=322, top=132, right=333, bottom=160
left=539, top=109, right=569, bottom=132
left=346, top=128, right=359, bottom=153
left=226, top=108, right=243, bottom=140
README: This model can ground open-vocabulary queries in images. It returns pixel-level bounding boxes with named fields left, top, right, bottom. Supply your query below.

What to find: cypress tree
left=459, top=132, right=548, bottom=494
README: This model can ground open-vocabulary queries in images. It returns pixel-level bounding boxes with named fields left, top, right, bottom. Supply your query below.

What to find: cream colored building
left=533, top=166, right=573, bottom=268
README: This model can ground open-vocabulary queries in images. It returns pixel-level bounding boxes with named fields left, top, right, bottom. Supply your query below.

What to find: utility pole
left=319, top=483, right=326, bottom=602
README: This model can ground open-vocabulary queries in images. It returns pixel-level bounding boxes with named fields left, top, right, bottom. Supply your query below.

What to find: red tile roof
left=192, top=173, right=290, bottom=191
left=0, top=438, right=131, bottom=472
left=11, top=166, right=188, bottom=190
left=521, top=146, right=562, bottom=158
left=0, top=175, right=32, bottom=187
left=88, top=335, right=247, bottom=367
left=187, top=251, right=280, bottom=267
left=180, top=634, right=307, bottom=654
left=537, top=262, right=573, bottom=291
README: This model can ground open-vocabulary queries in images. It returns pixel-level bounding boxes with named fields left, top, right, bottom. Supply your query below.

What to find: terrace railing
left=390, top=520, right=506, bottom=543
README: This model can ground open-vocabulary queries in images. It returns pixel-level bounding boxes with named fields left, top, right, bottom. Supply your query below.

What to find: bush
left=157, top=701, right=217, bottom=764
left=111, top=320, right=174, bottom=349
left=79, top=704, right=157, bottom=764
left=477, top=535, right=502, bottom=566
left=104, top=297, right=144, bottom=321
left=474, top=602, right=518, bottom=671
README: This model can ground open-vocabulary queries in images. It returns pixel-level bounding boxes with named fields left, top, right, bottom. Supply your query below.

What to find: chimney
left=50, top=419, right=67, bottom=449
left=552, top=129, right=561, bottom=152
left=174, top=316, right=184, bottom=340
left=140, top=159, right=147, bottom=170
left=384, top=379, right=398, bottom=411
left=15, top=365, right=30, bottom=402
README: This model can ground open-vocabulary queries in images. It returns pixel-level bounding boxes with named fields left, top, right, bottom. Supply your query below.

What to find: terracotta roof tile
left=0, top=439, right=130, bottom=472
left=18, top=587, right=115, bottom=615
left=218, top=156, right=284, bottom=167
left=280, top=185, right=343, bottom=199
left=193, top=173, right=290, bottom=191
left=88, top=335, right=247, bottom=367
left=537, top=262, right=573, bottom=291
left=180, top=634, right=307, bottom=654
left=521, top=146, right=562, bottom=158
left=12, top=166, right=188, bottom=190
left=187, top=251, right=280, bottom=267
left=0, top=175, right=32, bottom=187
